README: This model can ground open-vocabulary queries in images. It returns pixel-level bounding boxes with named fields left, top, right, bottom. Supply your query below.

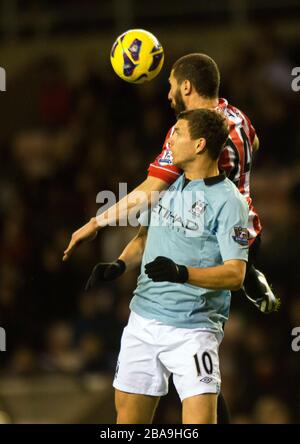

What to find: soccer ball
left=110, top=29, right=164, bottom=84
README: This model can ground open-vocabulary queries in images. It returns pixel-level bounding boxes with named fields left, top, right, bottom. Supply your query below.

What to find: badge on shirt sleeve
left=158, top=149, right=173, bottom=166
left=232, top=226, right=248, bottom=246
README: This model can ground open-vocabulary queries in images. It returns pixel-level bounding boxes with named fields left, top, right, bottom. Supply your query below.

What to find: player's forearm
left=119, top=230, right=147, bottom=272
left=187, top=264, right=245, bottom=291
left=95, top=177, right=168, bottom=229
left=96, top=190, right=147, bottom=228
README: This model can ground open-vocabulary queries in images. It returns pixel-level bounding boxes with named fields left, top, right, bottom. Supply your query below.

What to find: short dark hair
left=172, top=53, right=220, bottom=99
left=178, top=109, right=229, bottom=160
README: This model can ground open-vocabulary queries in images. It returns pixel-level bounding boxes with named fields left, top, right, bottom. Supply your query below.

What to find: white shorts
left=113, top=311, right=222, bottom=402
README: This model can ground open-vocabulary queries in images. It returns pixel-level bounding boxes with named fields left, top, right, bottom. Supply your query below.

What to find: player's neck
left=186, top=95, right=219, bottom=110
left=184, top=160, right=219, bottom=181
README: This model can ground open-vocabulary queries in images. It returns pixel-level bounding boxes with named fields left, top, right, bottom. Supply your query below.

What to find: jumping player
left=63, top=53, right=279, bottom=315
left=85, top=109, right=249, bottom=424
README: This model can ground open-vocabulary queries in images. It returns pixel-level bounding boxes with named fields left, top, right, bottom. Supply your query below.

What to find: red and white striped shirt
left=148, top=98, right=262, bottom=244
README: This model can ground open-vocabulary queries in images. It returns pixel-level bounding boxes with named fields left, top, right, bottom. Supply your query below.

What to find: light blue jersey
left=130, top=172, right=249, bottom=334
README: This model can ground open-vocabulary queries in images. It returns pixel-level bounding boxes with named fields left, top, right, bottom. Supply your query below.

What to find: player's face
left=169, top=119, right=194, bottom=166
left=168, top=71, right=186, bottom=115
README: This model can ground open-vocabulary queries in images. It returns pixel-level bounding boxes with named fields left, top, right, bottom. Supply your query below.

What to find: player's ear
left=195, top=138, right=206, bottom=154
left=182, top=79, right=192, bottom=96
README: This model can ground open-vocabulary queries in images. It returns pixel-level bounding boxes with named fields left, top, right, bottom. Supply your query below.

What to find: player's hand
left=85, top=259, right=126, bottom=291
left=145, top=256, right=189, bottom=283
left=63, top=218, right=98, bottom=261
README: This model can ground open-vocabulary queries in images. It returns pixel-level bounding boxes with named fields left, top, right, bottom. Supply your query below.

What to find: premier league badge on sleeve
left=232, top=226, right=248, bottom=246
left=158, top=149, right=173, bottom=166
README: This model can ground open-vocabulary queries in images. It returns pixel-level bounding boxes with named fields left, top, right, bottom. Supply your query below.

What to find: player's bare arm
left=84, top=225, right=148, bottom=291
left=145, top=257, right=246, bottom=291
left=62, top=176, right=167, bottom=261
left=119, top=225, right=148, bottom=271
left=186, top=259, right=246, bottom=290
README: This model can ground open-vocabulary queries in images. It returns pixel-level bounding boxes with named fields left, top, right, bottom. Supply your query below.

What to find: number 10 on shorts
left=194, top=351, right=213, bottom=377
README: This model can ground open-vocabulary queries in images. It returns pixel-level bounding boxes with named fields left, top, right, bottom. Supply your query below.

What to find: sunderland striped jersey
left=147, top=98, right=262, bottom=243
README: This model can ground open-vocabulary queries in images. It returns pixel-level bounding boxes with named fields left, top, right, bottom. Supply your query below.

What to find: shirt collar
left=204, top=171, right=226, bottom=186
left=181, top=171, right=226, bottom=187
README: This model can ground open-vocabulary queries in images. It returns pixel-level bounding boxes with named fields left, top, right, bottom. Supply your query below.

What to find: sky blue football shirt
left=130, top=172, right=249, bottom=333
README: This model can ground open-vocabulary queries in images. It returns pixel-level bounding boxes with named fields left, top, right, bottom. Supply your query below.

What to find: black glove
left=85, top=259, right=126, bottom=291
left=145, top=256, right=189, bottom=283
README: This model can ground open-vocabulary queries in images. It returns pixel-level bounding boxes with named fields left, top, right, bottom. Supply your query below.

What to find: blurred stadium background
left=0, top=0, right=300, bottom=424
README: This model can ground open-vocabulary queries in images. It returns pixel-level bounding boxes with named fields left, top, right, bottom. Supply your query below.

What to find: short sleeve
left=147, top=126, right=182, bottom=184
left=216, top=195, right=249, bottom=262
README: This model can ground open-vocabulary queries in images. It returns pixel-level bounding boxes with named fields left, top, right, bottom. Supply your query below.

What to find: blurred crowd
left=0, top=27, right=300, bottom=423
